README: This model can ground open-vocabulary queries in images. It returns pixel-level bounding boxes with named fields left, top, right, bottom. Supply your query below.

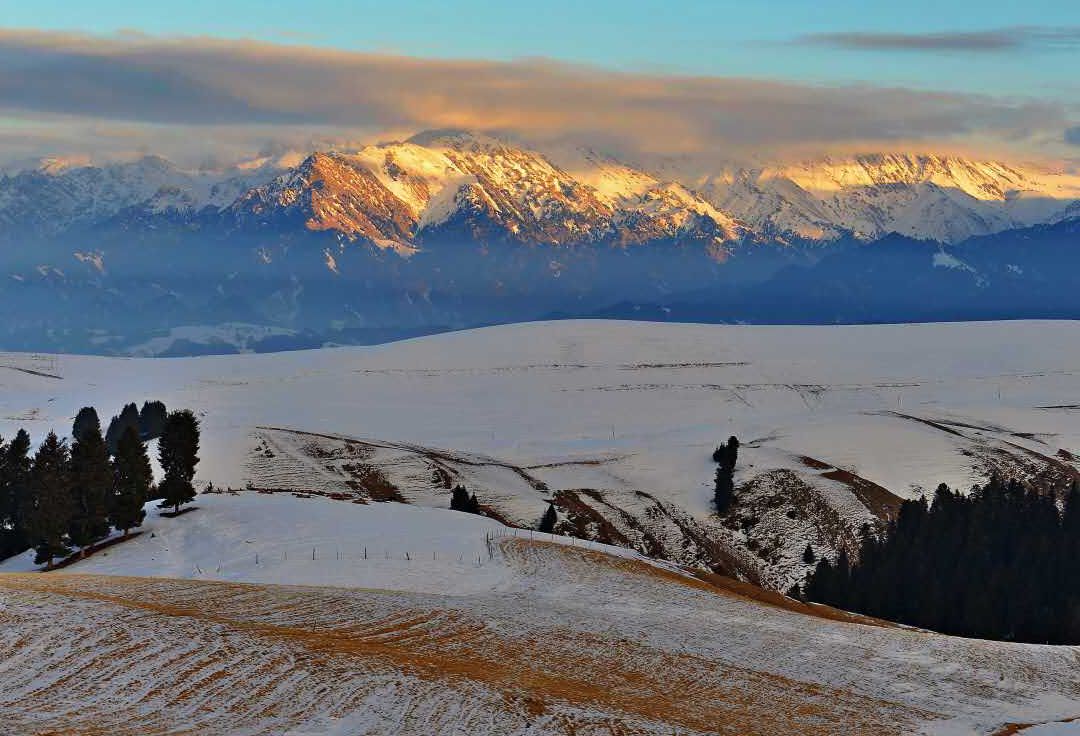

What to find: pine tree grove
left=0, top=401, right=196, bottom=564
left=806, top=478, right=1080, bottom=643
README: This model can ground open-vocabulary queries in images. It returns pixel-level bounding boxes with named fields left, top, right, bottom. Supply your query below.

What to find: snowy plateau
left=3, top=319, right=1080, bottom=734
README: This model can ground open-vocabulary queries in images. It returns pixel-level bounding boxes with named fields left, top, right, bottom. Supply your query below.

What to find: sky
left=1, top=0, right=1079, bottom=167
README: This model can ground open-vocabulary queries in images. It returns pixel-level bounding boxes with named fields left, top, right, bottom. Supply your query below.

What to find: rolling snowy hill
left=3, top=491, right=1080, bottom=735
left=2, top=319, right=1078, bottom=590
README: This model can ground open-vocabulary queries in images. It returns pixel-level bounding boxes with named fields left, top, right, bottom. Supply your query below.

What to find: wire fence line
left=187, top=526, right=603, bottom=577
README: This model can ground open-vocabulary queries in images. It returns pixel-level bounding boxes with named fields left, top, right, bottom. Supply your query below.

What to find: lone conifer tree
left=714, top=465, right=734, bottom=514
left=158, top=410, right=200, bottom=513
left=111, top=426, right=150, bottom=537
left=802, top=544, right=816, bottom=564
left=713, top=436, right=741, bottom=471
left=539, top=503, right=558, bottom=533
left=68, top=409, right=112, bottom=553
left=724, top=436, right=740, bottom=471
left=24, top=432, right=73, bottom=568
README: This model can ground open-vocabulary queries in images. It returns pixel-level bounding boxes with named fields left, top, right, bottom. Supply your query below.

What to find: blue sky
left=0, top=1, right=1078, bottom=164
left=3, top=0, right=1079, bottom=96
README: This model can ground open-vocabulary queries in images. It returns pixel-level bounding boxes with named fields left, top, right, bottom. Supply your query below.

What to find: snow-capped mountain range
left=4, top=130, right=1078, bottom=246
left=2, top=130, right=1080, bottom=354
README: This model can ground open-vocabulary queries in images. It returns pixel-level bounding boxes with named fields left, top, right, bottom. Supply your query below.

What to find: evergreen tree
left=450, top=485, right=470, bottom=511
left=0, top=434, right=10, bottom=558
left=68, top=409, right=112, bottom=552
left=158, top=410, right=200, bottom=513
left=2, top=429, right=32, bottom=559
left=24, top=432, right=73, bottom=568
left=111, top=426, right=150, bottom=537
left=712, top=436, right=741, bottom=471
left=138, top=401, right=168, bottom=440
left=72, top=407, right=100, bottom=444
left=711, top=435, right=740, bottom=514
left=723, top=436, right=740, bottom=471
left=538, top=503, right=558, bottom=533
left=802, top=544, right=816, bottom=564
left=714, top=465, right=734, bottom=514
left=450, top=485, right=481, bottom=514
left=105, top=403, right=140, bottom=454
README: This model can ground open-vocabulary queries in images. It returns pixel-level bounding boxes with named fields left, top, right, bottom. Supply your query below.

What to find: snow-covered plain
left=3, top=491, right=1080, bottom=735
left=2, top=319, right=1079, bottom=587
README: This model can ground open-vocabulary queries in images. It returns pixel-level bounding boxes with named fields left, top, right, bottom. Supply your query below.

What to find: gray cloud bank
left=0, top=29, right=1072, bottom=165
left=798, top=26, right=1080, bottom=52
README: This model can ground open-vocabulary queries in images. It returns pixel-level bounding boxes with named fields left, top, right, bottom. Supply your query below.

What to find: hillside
left=3, top=491, right=1080, bottom=735
left=2, top=319, right=1078, bottom=590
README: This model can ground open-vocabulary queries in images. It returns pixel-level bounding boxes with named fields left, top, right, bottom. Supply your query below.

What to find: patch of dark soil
left=341, top=463, right=405, bottom=502
left=993, top=715, right=1080, bottom=736
left=799, top=456, right=903, bottom=521
left=552, top=489, right=634, bottom=549
left=798, top=456, right=832, bottom=471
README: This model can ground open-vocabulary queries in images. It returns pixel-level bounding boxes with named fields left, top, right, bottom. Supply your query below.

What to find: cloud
left=0, top=28, right=1072, bottom=166
left=1066, top=127, right=1080, bottom=146
left=797, top=26, right=1080, bottom=53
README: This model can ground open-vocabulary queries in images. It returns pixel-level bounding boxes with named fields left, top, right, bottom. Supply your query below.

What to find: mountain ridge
left=5, top=133, right=1079, bottom=247
left=2, top=132, right=1080, bottom=354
